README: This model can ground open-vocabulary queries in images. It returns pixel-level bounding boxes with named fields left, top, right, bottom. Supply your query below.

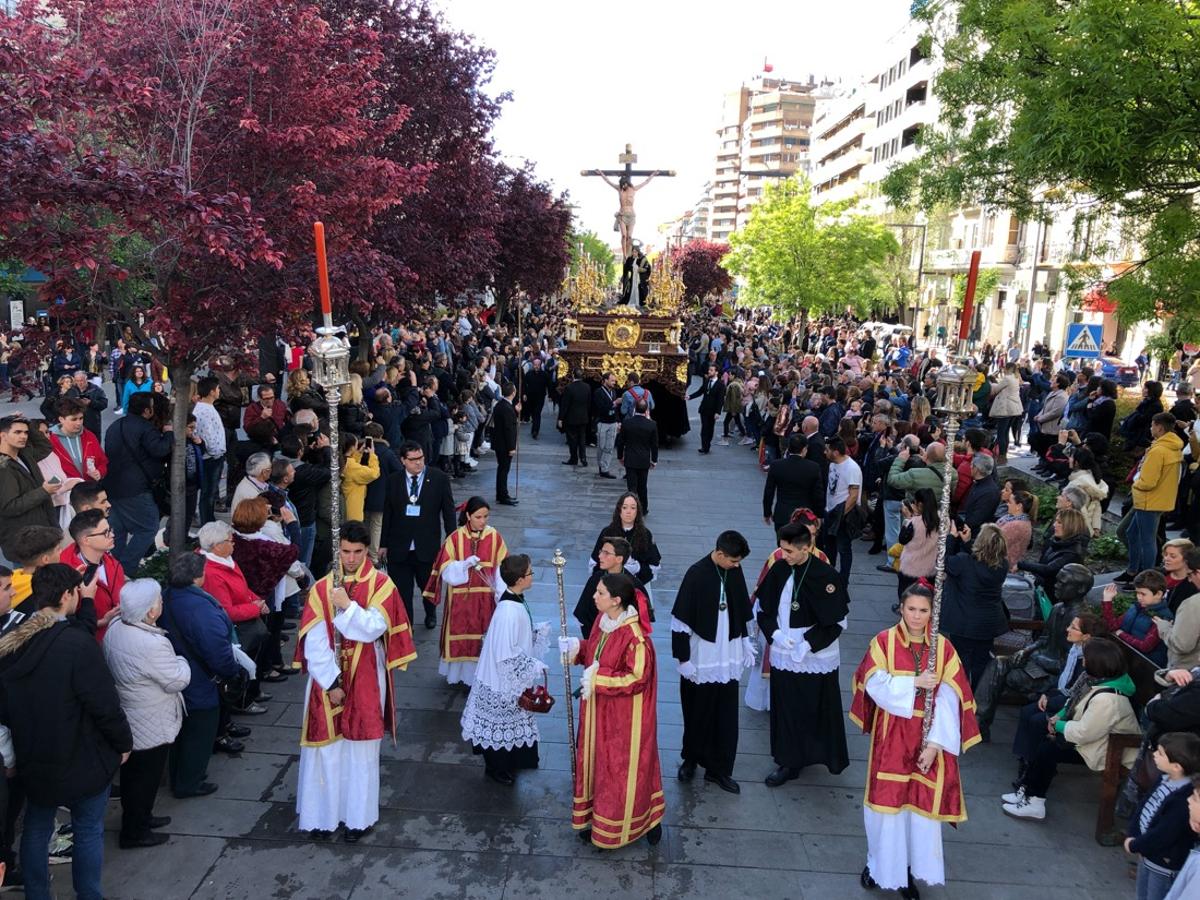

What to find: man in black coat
left=103, top=392, right=173, bottom=576
left=557, top=370, right=592, bottom=467
left=66, top=370, right=108, bottom=439
left=380, top=439, right=456, bottom=629
left=492, top=382, right=520, bottom=506
left=0, top=564, right=132, bottom=894
left=615, top=399, right=658, bottom=514
left=762, top=434, right=824, bottom=528
left=688, top=364, right=725, bottom=454
left=959, top=453, right=1001, bottom=538
left=521, top=357, right=549, bottom=440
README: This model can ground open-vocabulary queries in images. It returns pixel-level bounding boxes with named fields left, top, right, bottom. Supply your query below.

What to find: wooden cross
left=581, top=144, right=675, bottom=262
left=580, top=143, right=676, bottom=182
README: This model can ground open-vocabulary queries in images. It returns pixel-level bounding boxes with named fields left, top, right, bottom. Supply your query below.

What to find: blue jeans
left=1126, top=509, right=1162, bottom=574
left=299, top=523, right=316, bottom=569
left=198, top=454, right=224, bottom=525
left=822, top=526, right=854, bottom=583
left=883, top=500, right=903, bottom=549
left=21, top=784, right=109, bottom=900
left=110, top=493, right=161, bottom=577
left=1135, top=859, right=1175, bottom=900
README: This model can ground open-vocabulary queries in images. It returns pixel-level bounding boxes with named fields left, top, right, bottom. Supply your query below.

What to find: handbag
left=517, top=673, right=555, bottom=714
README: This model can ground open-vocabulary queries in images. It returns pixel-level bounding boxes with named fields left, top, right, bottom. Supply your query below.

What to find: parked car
left=1097, top=356, right=1140, bottom=387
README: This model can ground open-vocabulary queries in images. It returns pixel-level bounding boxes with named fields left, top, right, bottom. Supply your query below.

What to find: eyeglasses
left=87, top=528, right=114, bottom=539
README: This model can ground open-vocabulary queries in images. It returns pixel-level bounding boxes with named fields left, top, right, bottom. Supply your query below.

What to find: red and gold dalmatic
left=294, top=560, right=417, bottom=747
left=848, top=625, right=981, bottom=822
left=572, top=611, right=665, bottom=848
left=423, top=525, right=507, bottom=664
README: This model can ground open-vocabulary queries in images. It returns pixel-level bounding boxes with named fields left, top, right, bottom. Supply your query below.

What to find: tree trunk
left=168, top=362, right=193, bottom=559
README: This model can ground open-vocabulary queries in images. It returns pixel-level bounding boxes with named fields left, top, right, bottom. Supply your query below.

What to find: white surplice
left=296, top=602, right=388, bottom=832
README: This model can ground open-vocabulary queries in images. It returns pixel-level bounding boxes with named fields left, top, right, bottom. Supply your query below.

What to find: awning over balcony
left=1082, top=288, right=1117, bottom=314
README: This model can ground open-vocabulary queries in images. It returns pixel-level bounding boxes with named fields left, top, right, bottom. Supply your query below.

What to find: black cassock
left=670, top=557, right=753, bottom=778
left=756, top=555, right=850, bottom=774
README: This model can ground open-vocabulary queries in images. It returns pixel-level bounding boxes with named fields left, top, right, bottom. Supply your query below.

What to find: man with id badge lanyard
left=380, top=440, right=456, bottom=630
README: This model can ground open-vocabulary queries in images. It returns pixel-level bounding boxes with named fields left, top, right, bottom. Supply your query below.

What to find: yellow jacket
left=1132, top=431, right=1184, bottom=512
left=341, top=451, right=380, bottom=522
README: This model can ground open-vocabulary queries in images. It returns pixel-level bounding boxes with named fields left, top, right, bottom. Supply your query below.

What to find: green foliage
left=1088, top=534, right=1127, bottom=562
left=1091, top=591, right=1134, bottom=619
left=951, top=267, right=1002, bottom=309
left=569, top=229, right=616, bottom=286
left=1027, top=482, right=1060, bottom=523
left=724, top=179, right=899, bottom=322
left=883, top=0, right=1200, bottom=337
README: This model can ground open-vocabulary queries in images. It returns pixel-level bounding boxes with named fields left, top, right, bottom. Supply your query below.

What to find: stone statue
left=972, top=563, right=1096, bottom=739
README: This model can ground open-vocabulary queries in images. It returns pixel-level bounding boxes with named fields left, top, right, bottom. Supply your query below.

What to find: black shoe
left=424, top=614, right=437, bottom=630
left=485, top=769, right=514, bottom=786
left=868, top=545, right=885, bottom=556
left=110, top=783, right=121, bottom=800
left=147, top=816, right=171, bottom=829
left=174, top=782, right=218, bottom=799
left=698, top=449, right=710, bottom=454
left=900, top=870, right=921, bottom=900
left=261, top=672, right=288, bottom=683
left=677, top=761, right=697, bottom=782
left=860, top=866, right=878, bottom=890
left=497, top=497, right=519, bottom=506
left=704, top=772, right=741, bottom=794
left=577, top=828, right=592, bottom=844
left=119, top=832, right=170, bottom=850
left=232, top=703, right=268, bottom=715
left=597, top=471, right=617, bottom=479
left=280, top=622, right=297, bottom=632
left=1112, top=571, right=1136, bottom=585
left=562, top=460, right=578, bottom=466
left=343, top=826, right=373, bottom=844
left=765, top=765, right=800, bottom=787
left=876, top=564, right=896, bottom=574
left=645, top=824, right=663, bottom=846
left=255, top=693, right=274, bottom=703
left=226, top=724, right=252, bottom=738
left=213, top=736, right=244, bottom=755
left=579, top=459, right=588, bottom=467
left=308, top=829, right=335, bottom=842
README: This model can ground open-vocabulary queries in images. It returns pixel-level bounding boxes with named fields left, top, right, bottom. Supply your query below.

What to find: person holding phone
left=340, top=435, right=379, bottom=523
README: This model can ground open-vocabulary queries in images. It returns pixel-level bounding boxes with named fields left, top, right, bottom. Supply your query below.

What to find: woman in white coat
left=988, top=362, right=1025, bottom=464
left=103, top=578, right=191, bottom=849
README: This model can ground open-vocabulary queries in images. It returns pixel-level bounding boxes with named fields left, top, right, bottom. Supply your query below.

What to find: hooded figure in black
left=670, top=531, right=754, bottom=793
left=756, top=522, right=850, bottom=785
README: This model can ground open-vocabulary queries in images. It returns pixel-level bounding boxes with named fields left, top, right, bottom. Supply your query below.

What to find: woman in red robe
left=849, top=583, right=981, bottom=898
left=422, top=497, right=508, bottom=687
left=559, top=572, right=664, bottom=850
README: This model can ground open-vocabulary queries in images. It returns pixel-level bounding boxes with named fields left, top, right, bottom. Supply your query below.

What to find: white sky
left=436, top=0, right=913, bottom=253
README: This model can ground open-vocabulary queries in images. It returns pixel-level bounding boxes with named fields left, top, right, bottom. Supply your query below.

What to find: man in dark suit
left=688, top=364, right=725, bottom=454
left=380, top=439, right=456, bottom=629
left=492, top=382, right=519, bottom=506
left=615, top=399, right=658, bottom=514
left=521, top=356, right=549, bottom=440
left=557, top=370, right=592, bottom=467
left=762, top=434, right=824, bottom=528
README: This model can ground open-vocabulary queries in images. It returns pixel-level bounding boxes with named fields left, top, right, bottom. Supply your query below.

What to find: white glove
left=677, top=660, right=698, bottom=680
left=772, top=631, right=796, bottom=651
left=625, top=558, right=642, bottom=575
left=581, top=661, right=600, bottom=700
left=558, top=636, right=580, bottom=658
left=465, top=555, right=481, bottom=567
left=742, top=636, right=758, bottom=666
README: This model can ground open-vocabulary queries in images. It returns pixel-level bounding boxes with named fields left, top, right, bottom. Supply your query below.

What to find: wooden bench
left=1094, top=644, right=1161, bottom=845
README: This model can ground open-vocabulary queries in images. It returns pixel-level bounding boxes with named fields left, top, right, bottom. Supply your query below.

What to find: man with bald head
left=886, top=440, right=958, bottom=501
left=800, top=415, right=827, bottom=482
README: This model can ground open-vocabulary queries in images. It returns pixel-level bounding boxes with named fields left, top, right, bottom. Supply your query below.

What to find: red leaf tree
left=669, top=240, right=733, bottom=303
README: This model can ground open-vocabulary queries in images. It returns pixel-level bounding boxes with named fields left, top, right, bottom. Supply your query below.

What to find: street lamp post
left=921, top=362, right=976, bottom=744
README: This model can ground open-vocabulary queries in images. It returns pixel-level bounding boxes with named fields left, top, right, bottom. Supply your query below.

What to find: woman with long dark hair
left=897, top=488, right=940, bottom=600
left=423, top=496, right=508, bottom=687
left=590, top=492, right=662, bottom=598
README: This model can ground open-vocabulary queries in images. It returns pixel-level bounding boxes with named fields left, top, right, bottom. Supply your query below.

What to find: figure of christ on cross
left=582, top=144, right=675, bottom=260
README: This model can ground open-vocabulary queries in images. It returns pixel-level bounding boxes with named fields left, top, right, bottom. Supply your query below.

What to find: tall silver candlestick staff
left=552, top=548, right=577, bottom=779
left=921, top=362, right=977, bottom=745
left=309, top=222, right=352, bottom=588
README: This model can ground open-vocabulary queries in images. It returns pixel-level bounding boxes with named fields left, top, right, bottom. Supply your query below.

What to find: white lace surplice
left=460, top=598, right=549, bottom=751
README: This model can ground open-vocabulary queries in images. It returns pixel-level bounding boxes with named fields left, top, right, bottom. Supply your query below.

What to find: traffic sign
left=1065, top=323, right=1102, bottom=359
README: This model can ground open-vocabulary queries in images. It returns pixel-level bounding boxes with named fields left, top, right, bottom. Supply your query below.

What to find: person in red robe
left=849, top=583, right=981, bottom=897
left=559, top=572, right=664, bottom=850
left=422, top=497, right=507, bottom=686
left=293, top=522, right=416, bottom=842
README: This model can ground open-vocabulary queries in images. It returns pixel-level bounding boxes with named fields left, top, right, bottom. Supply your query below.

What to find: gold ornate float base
left=560, top=308, right=688, bottom=397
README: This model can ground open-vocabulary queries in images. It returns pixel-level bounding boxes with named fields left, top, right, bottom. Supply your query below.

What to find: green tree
left=569, top=229, right=616, bottom=286
left=883, top=0, right=1200, bottom=341
left=724, top=179, right=898, bottom=328
left=872, top=213, right=924, bottom=325
left=951, top=267, right=1002, bottom=308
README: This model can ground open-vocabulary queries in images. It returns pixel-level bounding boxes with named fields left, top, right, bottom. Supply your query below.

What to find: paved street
left=4, top=386, right=1132, bottom=899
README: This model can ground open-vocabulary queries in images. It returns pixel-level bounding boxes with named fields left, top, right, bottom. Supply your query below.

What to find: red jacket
left=202, top=555, right=263, bottom=623
left=243, top=399, right=289, bottom=435
left=49, top=430, right=108, bottom=481
left=60, top=543, right=124, bottom=642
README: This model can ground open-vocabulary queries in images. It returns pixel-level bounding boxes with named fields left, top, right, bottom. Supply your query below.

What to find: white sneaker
left=717, top=438, right=730, bottom=446
left=464, top=458, right=478, bottom=469
left=739, top=437, right=754, bottom=446
left=1001, top=787, right=1025, bottom=805
left=480, top=441, right=491, bottom=452
left=1002, top=795, right=1045, bottom=820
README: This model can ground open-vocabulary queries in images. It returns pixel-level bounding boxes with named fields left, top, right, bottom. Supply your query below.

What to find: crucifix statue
left=582, top=144, right=675, bottom=261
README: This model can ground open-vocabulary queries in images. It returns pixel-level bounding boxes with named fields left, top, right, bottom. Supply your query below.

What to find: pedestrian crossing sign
left=1065, top=323, right=1102, bottom=359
